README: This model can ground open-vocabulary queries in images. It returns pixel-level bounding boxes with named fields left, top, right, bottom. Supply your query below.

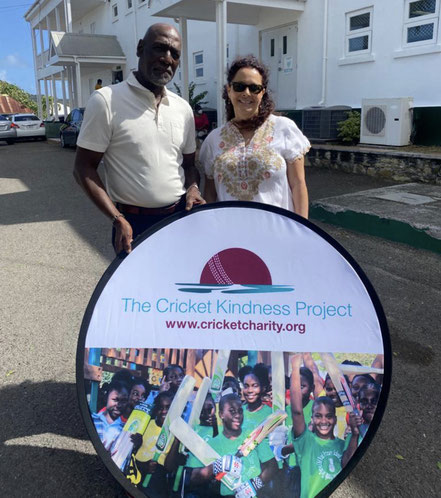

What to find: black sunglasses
left=231, top=82, right=264, bottom=94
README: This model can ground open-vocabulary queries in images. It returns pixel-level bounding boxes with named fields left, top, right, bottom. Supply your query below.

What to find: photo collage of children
left=84, top=348, right=384, bottom=498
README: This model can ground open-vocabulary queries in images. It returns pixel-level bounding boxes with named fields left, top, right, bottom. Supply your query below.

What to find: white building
left=25, top=0, right=441, bottom=142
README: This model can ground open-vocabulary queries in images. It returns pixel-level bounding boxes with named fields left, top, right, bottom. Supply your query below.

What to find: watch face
left=77, top=202, right=391, bottom=498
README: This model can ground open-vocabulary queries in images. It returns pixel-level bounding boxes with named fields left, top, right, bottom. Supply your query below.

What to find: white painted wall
left=40, top=0, right=441, bottom=111
left=326, top=0, right=441, bottom=108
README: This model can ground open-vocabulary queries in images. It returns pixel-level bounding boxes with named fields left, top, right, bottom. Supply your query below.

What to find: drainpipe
left=216, top=0, right=227, bottom=125
left=318, top=0, right=329, bottom=106
left=179, top=17, right=189, bottom=103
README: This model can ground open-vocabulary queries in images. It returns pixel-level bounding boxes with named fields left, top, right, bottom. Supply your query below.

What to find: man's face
left=137, top=26, right=181, bottom=87
left=106, top=388, right=128, bottom=421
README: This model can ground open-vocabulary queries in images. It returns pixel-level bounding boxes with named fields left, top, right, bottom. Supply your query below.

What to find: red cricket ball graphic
left=200, top=248, right=272, bottom=285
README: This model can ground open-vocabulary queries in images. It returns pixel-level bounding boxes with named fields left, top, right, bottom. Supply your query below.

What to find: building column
left=64, top=0, right=72, bottom=33
left=61, top=67, right=68, bottom=117
left=51, top=75, right=59, bottom=120
left=30, top=27, right=43, bottom=119
left=42, top=78, right=49, bottom=118
left=179, top=17, right=189, bottom=103
left=70, top=66, right=76, bottom=110
left=55, top=5, right=61, bottom=31
left=216, top=0, right=227, bottom=125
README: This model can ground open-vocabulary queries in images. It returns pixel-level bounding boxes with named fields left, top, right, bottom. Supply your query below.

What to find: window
left=127, top=0, right=133, bottom=9
left=270, top=38, right=275, bottom=57
left=194, top=51, right=204, bottom=79
left=403, top=0, right=439, bottom=46
left=90, top=22, right=96, bottom=34
left=345, top=7, right=373, bottom=55
left=112, top=3, right=118, bottom=19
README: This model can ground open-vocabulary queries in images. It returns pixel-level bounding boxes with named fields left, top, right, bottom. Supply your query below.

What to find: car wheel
left=6, top=140, right=14, bottom=145
left=60, top=134, right=68, bottom=148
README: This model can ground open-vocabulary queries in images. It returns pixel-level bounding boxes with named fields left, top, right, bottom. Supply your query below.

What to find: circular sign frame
left=77, top=201, right=391, bottom=498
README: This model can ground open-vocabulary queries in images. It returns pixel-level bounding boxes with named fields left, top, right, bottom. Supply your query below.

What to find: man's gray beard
left=150, top=73, right=173, bottom=87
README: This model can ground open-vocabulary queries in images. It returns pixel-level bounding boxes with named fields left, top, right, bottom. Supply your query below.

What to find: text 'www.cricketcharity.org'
left=165, top=319, right=306, bottom=334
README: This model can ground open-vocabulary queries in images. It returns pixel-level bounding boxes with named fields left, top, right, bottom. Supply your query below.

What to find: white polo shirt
left=77, top=72, right=196, bottom=208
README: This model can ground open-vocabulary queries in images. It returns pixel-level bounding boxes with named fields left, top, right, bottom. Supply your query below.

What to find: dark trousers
left=112, top=196, right=186, bottom=253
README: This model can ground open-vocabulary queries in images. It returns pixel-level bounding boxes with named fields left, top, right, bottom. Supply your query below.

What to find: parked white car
left=10, top=114, right=46, bottom=140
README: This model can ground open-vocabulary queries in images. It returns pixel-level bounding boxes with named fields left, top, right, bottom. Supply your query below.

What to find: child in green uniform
left=242, top=364, right=273, bottom=433
left=183, top=394, right=220, bottom=497
left=188, top=393, right=277, bottom=497
left=288, top=354, right=359, bottom=498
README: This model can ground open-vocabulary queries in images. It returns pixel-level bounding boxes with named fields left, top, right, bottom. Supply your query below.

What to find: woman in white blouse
left=200, top=55, right=310, bottom=217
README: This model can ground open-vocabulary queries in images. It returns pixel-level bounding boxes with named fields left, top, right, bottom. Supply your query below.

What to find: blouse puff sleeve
left=280, top=116, right=311, bottom=163
left=199, top=130, right=216, bottom=180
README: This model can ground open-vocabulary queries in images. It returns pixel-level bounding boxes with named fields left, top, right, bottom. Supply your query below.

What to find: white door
left=260, top=24, right=298, bottom=109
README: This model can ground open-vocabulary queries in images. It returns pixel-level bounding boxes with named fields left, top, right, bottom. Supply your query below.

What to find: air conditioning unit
left=302, top=106, right=352, bottom=141
left=360, top=98, right=413, bottom=146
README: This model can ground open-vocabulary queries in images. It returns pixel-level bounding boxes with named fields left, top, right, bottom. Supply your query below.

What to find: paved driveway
left=0, top=141, right=439, bottom=497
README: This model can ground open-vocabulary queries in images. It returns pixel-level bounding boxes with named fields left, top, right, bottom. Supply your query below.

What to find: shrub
left=337, top=111, right=361, bottom=144
left=173, top=81, right=208, bottom=110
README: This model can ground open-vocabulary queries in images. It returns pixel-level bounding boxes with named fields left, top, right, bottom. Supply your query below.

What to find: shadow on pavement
left=0, top=381, right=126, bottom=497
left=0, top=141, right=113, bottom=259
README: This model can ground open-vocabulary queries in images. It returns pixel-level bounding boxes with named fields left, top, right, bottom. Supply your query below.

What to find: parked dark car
left=60, top=108, right=85, bottom=148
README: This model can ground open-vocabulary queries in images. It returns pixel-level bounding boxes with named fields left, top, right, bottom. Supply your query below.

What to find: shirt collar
left=127, top=72, right=170, bottom=105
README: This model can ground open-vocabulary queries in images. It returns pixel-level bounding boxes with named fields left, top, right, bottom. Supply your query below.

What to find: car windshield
left=0, top=116, right=8, bottom=121
left=15, top=115, right=40, bottom=122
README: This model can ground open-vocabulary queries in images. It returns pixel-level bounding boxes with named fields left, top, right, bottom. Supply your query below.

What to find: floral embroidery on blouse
left=213, top=119, right=284, bottom=201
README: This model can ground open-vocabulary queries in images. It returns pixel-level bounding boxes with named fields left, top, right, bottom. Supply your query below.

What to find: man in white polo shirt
left=74, top=23, right=205, bottom=254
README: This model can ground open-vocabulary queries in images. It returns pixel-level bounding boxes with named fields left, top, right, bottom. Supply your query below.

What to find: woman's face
left=243, top=373, right=263, bottom=405
left=227, top=67, right=265, bottom=121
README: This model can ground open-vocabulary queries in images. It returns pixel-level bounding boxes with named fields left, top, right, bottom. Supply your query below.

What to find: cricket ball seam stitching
left=208, top=258, right=225, bottom=284
left=213, top=254, right=234, bottom=285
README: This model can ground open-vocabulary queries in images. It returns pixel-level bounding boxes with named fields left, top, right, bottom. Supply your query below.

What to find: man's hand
left=114, top=216, right=133, bottom=254
left=185, top=184, right=206, bottom=211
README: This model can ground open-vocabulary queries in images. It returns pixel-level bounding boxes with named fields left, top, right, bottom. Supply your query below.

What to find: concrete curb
left=310, top=183, right=441, bottom=253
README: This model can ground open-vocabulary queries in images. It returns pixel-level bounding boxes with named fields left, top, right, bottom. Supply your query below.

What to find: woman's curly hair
left=223, top=55, right=275, bottom=130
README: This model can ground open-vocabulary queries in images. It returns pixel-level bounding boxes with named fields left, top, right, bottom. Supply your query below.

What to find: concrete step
left=310, top=183, right=441, bottom=253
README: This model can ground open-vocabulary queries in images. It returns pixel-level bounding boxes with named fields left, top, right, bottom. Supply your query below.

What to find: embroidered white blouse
left=200, top=115, right=310, bottom=211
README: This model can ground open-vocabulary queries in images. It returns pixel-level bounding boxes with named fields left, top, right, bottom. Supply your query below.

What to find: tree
left=173, top=81, right=208, bottom=109
left=0, top=80, right=37, bottom=114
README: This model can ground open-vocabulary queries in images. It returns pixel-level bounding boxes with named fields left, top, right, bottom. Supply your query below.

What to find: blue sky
left=0, top=2, right=36, bottom=94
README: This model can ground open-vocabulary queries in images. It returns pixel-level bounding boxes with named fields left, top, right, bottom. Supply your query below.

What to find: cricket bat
left=170, top=410, right=287, bottom=490
left=210, top=350, right=230, bottom=401
left=236, top=410, right=287, bottom=458
left=173, top=377, right=211, bottom=491
left=271, top=352, right=286, bottom=469
left=111, top=400, right=153, bottom=470
left=142, top=374, right=196, bottom=488
left=271, top=352, right=286, bottom=413
left=339, top=364, right=384, bottom=376
left=320, top=353, right=367, bottom=438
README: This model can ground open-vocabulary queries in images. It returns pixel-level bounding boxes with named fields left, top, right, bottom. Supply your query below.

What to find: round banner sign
left=77, top=202, right=391, bottom=498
